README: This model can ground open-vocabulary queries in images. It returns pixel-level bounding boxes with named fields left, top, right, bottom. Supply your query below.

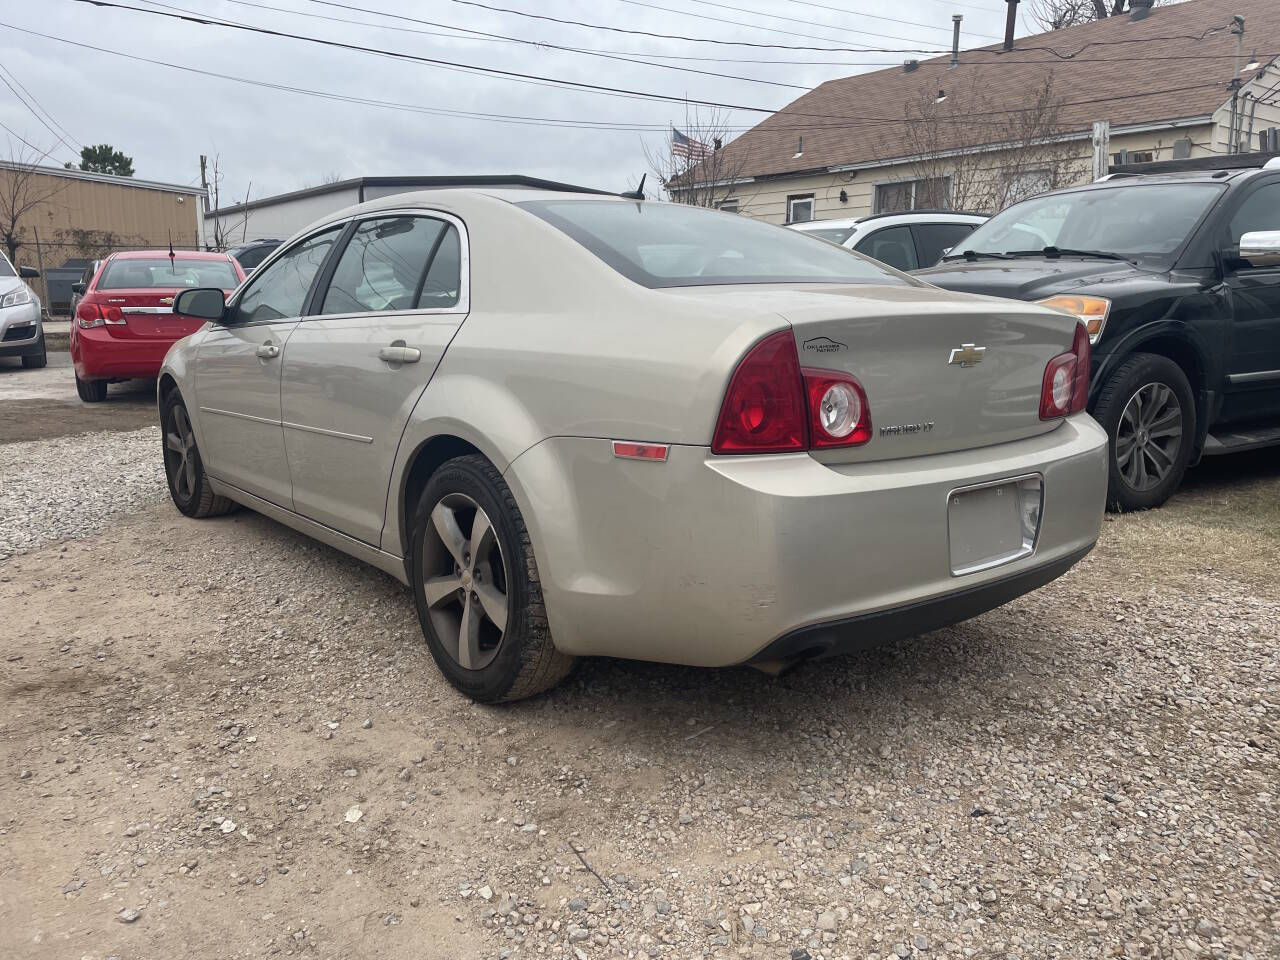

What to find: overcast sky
left=0, top=0, right=1037, bottom=202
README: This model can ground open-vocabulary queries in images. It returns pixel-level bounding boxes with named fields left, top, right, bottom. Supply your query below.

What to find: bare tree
left=644, top=105, right=750, bottom=209
left=0, top=141, right=66, bottom=263
left=1028, top=0, right=1175, bottom=31
left=205, top=153, right=251, bottom=251
left=902, top=73, right=1087, bottom=214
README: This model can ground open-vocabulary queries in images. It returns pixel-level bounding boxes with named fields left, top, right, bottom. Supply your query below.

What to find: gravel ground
left=1, top=430, right=1277, bottom=960
left=0, top=427, right=165, bottom=560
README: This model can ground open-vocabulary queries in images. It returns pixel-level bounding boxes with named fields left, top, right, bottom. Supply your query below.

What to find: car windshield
left=519, top=199, right=910, bottom=288
left=0, top=252, right=14, bottom=278
left=797, top=225, right=855, bottom=245
left=100, top=258, right=239, bottom=290
left=948, top=183, right=1225, bottom=267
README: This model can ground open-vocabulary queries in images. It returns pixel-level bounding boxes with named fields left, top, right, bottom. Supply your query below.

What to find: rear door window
left=318, top=216, right=460, bottom=315
left=854, top=226, right=919, bottom=271
left=911, top=222, right=978, bottom=267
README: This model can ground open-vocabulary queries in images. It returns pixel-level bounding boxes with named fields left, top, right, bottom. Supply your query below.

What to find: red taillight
left=803, top=368, right=872, bottom=448
left=1040, top=322, right=1091, bottom=420
left=712, top=330, right=807, bottom=454
left=1069, top=320, right=1090, bottom=414
left=76, top=302, right=125, bottom=328
left=76, top=302, right=103, bottom=328
left=712, top=331, right=872, bottom=454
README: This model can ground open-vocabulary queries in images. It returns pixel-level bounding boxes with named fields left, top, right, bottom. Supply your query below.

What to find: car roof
left=791, top=211, right=987, bottom=231
left=1040, top=169, right=1263, bottom=199
left=110, top=249, right=236, bottom=261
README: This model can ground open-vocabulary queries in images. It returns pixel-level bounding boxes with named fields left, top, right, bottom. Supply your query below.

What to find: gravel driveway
left=1, top=421, right=1277, bottom=960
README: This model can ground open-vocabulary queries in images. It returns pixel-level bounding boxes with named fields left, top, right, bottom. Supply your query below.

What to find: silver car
left=0, top=250, right=45, bottom=368
left=161, top=187, right=1107, bottom=702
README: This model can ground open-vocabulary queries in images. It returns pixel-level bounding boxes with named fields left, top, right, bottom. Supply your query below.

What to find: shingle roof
left=712, top=0, right=1280, bottom=181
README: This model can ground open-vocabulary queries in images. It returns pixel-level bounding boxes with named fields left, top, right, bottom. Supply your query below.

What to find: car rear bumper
left=72, top=325, right=176, bottom=380
left=503, top=414, right=1108, bottom=667
left=0, top=301, right=42, bottom=357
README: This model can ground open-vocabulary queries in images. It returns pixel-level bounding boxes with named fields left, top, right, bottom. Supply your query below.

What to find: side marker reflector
left=612, top=440, right=669, bottom=461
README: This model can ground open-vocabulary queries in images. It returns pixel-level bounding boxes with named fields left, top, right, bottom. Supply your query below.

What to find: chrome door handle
left=378, top=345, right=421, bottom=364
left=256, top=343, right=280, bottom=359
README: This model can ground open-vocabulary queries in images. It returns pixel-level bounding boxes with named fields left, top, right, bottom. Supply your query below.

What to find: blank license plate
left=948, top=475, right=1043, bottom=576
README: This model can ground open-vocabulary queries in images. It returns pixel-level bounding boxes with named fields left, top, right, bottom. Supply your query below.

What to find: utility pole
left=1002, top=0, right=1018, bottom=52
left=1091, top=121, right=1111, bottom=181
left=1227, top=16, right=1245, bottom=154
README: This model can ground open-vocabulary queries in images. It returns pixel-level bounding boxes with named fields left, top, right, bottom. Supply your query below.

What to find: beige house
left=0, top=160, right=205, bottom=267
left=674, top=0, right=1280, bottom=224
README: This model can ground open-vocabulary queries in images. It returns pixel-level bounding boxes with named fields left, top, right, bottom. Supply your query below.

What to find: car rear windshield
left=949, top=183, right=1225, bottom=266
left=100, top=258, right=240, bottom=290
left=518, top=200, right=909, bottom=288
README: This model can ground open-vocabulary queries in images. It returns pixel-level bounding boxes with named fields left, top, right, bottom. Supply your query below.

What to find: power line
left=605, top=0, right=966, bottom=48
left=776, top=0, right=1004, bottom=39
left=0, top=71, right=80, bottom=160
left=0, top=64, right=82, bottom=153
left=436, top=0, right=951, bottom=53
left=177, top=0, right=812, bottom=90
left=781, top=0, right=1000, bottom=30
left=64, top=0, right=1238, bottom=133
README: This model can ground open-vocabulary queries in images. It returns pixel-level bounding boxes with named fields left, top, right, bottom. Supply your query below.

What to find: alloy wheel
left=165, top=405, right=198, bottom=502
left=421, top=493, right=509, bottom=671
left=1115, top=382, right=1183, bottom=492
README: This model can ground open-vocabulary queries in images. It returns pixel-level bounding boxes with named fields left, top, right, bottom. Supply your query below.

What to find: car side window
left=318, top=216, right=459, bottom=316
left=854, top=225, right=919, bottom=271
left=912, top=223, right=977, bottom=267
left=232, top=227, right=342, bottom=324
left=1228, top=181, right=1280, bottom=248
left=418, top=224, right=461, bottom=309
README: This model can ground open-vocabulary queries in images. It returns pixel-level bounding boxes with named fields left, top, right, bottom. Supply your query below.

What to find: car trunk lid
left=98, top=289, right=216, bottom=340
left=671, top=283, right=1081, bottom=462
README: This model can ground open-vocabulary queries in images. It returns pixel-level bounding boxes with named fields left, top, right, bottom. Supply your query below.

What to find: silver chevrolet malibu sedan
left=161, top=185, right=1107, bottom=702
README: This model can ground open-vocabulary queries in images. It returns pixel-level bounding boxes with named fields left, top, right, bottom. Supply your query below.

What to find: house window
left=787, top=194, right=815, bottom=223
left=1112, top=150, right=1154, bottom=165
left=873, top=177, right=950, bottom=213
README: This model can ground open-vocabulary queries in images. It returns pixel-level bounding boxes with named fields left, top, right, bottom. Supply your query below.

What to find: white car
left=789, top=211, right=987, bottom=271
left=0, top=250, right=45, bottom=368
left=160, top=186, right=1105, bottom=702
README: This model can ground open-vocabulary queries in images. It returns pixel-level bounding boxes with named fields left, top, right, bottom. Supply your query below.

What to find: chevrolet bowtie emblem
left=948, top=343, right=986, bottom=367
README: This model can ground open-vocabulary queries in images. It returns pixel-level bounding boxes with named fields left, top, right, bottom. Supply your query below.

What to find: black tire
left=21, top=334, right=46, bottom=368
left=1092, top=352, right=1195, bottom=512
left=409, top=454, right=575, bottom=703
left=75, top=374, right=107, bottom=402
left=160, top=390, right=237, bottom=518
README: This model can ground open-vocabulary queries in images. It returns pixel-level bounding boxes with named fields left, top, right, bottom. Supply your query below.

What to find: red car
left=71, top=250, right=245, bottom=402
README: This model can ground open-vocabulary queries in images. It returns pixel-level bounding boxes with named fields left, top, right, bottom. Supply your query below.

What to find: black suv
left=917, top=160, right=1280, bottom=511
left=226, top=239, right=282, bottom=275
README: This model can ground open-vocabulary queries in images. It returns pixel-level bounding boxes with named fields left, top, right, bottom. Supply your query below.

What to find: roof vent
left=903, top=59, right=919, bottom=72
left=1129, top=0, right=1154, bottom=20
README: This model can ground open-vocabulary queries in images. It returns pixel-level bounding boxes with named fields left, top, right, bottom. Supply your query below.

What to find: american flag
left=672, top=127, right=713, bottom=163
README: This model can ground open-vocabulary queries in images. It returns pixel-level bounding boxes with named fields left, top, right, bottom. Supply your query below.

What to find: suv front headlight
left=1, top=287, right=32, bottom=309
left=1037, top=294, right=1110, bottom=344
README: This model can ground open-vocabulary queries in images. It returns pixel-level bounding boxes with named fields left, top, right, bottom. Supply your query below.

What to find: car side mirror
left=1238, top=230, right=1280, bottom=268
left=71, top=282, right=86, bottom=295
left=18, top=265, right=39, bottom=279
left=174, top=287, right=228, bottom=322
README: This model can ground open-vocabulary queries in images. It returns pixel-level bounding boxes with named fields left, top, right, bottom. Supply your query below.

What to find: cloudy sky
left=0, top=0, right=1039, bottom=202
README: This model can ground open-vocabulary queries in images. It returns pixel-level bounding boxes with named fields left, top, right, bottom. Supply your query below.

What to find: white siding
left=205, top=185, right=361, bottom=246
left=724, top=122, right=1221, bottom=225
